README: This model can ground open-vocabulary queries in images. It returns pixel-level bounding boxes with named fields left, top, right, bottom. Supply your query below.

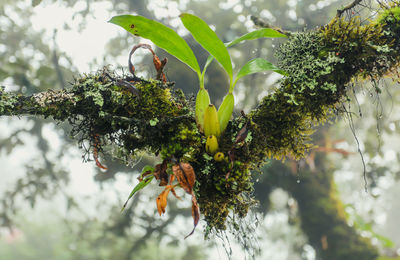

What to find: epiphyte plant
left=109, top=13, right=287, bottom=236
left=109, top=13, right=287, bottom=152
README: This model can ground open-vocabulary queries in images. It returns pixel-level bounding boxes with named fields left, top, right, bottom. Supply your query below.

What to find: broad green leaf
left=226, top=28, right=287, bottom=47
left=109, top=15, right=201, bottom=75
left=121, top=176, right=154, bottom=212
left=203, top=28, right=286, bottom=77
left=233, top=58, right=287, bottom=89
left=180, top=13, right=232, bottom=80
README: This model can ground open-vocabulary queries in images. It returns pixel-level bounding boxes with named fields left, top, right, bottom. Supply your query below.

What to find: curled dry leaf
left=172, top=162, right=195, bottom=194
left=170, top=186, right=182, bottom=201
left=156, top=185, right=173, bottom=216
left=172, top=162, right=199, bottom=238
left=185, top=193, right=200, bottom=239
left=128, top=43, right=167, bottom=83
left=154, top=160, right=169, bottom=186
left=168, top=175, right=182, bottom=200
left=154, top=56, right=168, bottom=83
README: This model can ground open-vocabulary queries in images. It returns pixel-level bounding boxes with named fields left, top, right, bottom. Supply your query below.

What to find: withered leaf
left=185, top=192, right=200, bottom=239
left=156, top=185, right=172, bottom=216
left=168, top=175, right=182, bottom=200
left=95, top=157, right=108, bottom=170
left=129, top=43, right=154, bottom=76
left=154, top=160, right=169, bottom=186
left=128, top=43, right=167, bottom=83
left=173, top=162, right=195, bottom=194
left=170, top=186, right=182, bottom=201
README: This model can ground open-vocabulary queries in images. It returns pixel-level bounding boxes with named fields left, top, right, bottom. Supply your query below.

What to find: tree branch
left=336, top=0, right=363, bottom=18
left=0, top=2, right=399, bottom=234
left=250, top=15, right=293, bottom=36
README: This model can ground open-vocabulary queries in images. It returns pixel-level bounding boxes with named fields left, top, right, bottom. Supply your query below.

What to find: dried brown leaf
left=154, top=160, right=169, bottom=186
left=128, top=43, right=167, bottom=82
left=156, top=185, right=172, bottom=216
left=170, top=186, right=182, bottom=200
left=185, top=193, right=200, bottom=239
left=172, top=162, right=195, bottom=194
left=129, top=43, right=154, bottom=76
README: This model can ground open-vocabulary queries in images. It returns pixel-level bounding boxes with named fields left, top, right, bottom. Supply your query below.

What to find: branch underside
left=0, top=2, right=400, bottom=239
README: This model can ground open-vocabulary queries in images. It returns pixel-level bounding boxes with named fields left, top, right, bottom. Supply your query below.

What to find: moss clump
left=247, top=4, right=400, bottom=164
left=321, top=16, right=396, bottom=80
left=376, top=4, right=400, bottom=69
left=0, top=86, right=21, bottom=115
left=249, top=31, right=339, bottom=162
left=66, top=70, right=193, bottom=161
left=160, top=123, right=201, bottom=159
left=195, top=154, right=254, bottom=228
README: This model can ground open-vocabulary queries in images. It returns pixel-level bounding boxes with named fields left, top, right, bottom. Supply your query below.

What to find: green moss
left=377, top=6, right=400, bottom=25
left=0, top=87, right=20, bottom=115
left=246, top=4, right=400, bottom=165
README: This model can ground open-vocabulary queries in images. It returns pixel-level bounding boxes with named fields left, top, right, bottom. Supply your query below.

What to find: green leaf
left=203, top=28, right=286, bottom=77
left=374, top=234, right=394, bottom=248
left=141, top=165, right=155, bottom=176
left=149, top=118, right=159, bottom=126
left=109, top=15, right=201, bottom=75
left=121, top=176, right=154, bottom=212
left=226, top=28, right=287, bottom=47
left=180, top=13, right=232, bottom=80
left=202, top=55, right=215, bottom=79
left=233, top=58, right=286, bottom=87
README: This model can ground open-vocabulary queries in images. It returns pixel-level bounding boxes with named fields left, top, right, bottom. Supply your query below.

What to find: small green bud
left=213, top=152, right=224, bottom=162
left=204, top=104, right=221, bottom=138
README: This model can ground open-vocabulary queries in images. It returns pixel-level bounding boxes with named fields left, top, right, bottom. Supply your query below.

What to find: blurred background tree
left=1, top=0, right=400, bottom=259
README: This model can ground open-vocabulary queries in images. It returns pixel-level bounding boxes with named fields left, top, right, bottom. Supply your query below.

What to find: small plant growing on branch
left=109, top=13, right=286, bottom=236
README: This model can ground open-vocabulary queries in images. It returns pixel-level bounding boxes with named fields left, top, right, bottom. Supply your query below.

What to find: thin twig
left=250, top=15, right=293, bottom=36
left=336, top=0, right=363, bottom=18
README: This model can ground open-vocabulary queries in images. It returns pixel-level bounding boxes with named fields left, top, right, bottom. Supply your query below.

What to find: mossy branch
left=0, top=3, right=399, bottom=234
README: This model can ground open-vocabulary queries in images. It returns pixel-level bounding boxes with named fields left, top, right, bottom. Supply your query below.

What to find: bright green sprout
left=109, top=13, right=287, bottom=152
